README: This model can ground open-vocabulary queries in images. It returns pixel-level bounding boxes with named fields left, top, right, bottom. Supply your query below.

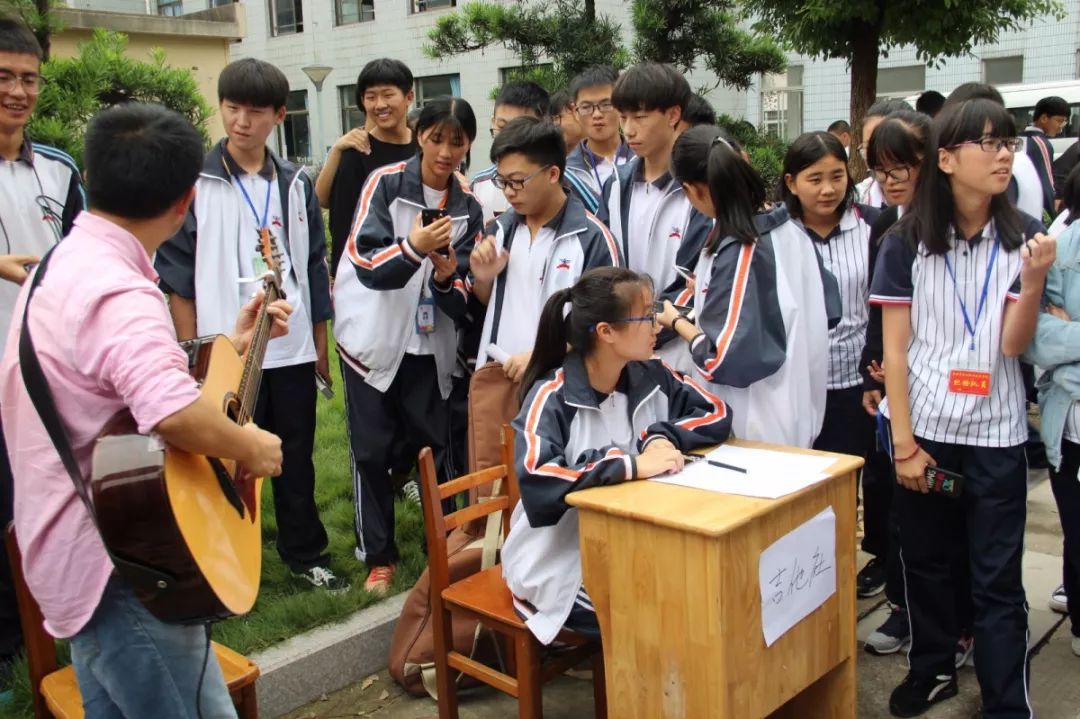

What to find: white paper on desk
left=647, top=444, right=836, bottom=499
left=758, top=506, right=837, bottom=647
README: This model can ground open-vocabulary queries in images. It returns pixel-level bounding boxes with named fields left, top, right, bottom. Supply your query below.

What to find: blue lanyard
left=942, top=234, right=1000, bottom=351
left=582, top=141, right=630, bottom=192
left=234, top=172, right=272, bottom=230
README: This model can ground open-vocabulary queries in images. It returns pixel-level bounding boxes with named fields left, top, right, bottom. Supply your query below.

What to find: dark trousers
left=862, top=442, right=908, bottom=605
left=342, top=354, right=451, bottom=566
left=813, top=386, right=875, bottom=458
left=1049, top=439, right=1080, bottom=638
left=895, top=439, right=1030, bottom=719
left=0, top=417, right=21, bottom=670
left=448, top=372, right=471, bottom=478
left=253, top=362, right=329, bottom=573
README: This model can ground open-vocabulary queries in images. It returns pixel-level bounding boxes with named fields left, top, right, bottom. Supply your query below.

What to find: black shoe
left=857, top=557, right=887, bottom=598
left=889, top=672, right=958, bottom=717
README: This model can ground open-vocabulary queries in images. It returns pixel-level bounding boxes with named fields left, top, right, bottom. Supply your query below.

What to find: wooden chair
left=418, top=425, right=606, bottom=719
left=3, top=524, right=260, bottom=719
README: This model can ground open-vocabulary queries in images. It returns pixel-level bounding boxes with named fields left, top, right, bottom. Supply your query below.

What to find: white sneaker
left=1072, top=635, right=1080, bottom=658
left=294, top=565, right=350, bottom=594
left=1050, top=584, right=1068, bottom=615
left=402, top=479, right=421, bottom=506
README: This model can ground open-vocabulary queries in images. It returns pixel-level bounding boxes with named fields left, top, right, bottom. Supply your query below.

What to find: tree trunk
left=848, top=25, right=880, bottom=181
left=584, top=0, right=595, bottom=22
left=35, top=0, right=51, bottom=61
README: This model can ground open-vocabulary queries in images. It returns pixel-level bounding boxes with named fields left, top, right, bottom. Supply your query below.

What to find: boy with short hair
left=470, top=116, right=619, bottom=379
left=2, top=100, right=287, bottom=719
left=1023, top=94, right=1070, bottom=217
left=827, top=119, right=851, bottom=155
left=548, top=89, right=583, bottom=155
left=155, top=58, right=345, bottom=592
left=318, top=58, right=417, bottom=277
left=564, top=66, right=634, bottom=199
left=599, top=63, right=707, bottom=298
left=471, top=80, right=551, bottom=223
left=0, top=17, right=84, bottom=683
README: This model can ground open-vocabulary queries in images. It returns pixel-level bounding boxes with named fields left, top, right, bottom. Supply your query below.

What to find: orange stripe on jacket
left=586, top=212, right=620, bottom=267
left=702, top=243, right=755, bottom=374
left=345, top=162, right=409, bottom=268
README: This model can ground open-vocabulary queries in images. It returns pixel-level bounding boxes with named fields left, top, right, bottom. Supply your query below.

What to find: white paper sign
left=758, top=506, right=837, bottom=647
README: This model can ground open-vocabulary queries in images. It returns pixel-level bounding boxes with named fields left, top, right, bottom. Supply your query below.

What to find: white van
left=906, top=80, right=1080, bottom=155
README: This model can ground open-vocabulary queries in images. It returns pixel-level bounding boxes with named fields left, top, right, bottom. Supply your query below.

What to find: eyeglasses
left=575, top=101, right=615, bottom=117
left=0, top=72, right=44, bottom=95
left=871, top=165, right=913, bottom=184
left=615, top=314, right=658, bottom=327
left=492, top=165, right=552, bottom=191
left=947, top=136, right=1023, bottom=153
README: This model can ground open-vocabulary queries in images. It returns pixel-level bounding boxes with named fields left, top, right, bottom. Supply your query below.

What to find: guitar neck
left=235, top=283, right=281, bottom=424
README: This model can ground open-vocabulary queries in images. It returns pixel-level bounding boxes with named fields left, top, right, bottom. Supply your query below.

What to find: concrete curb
left=250, top=594, right=407, bottom=718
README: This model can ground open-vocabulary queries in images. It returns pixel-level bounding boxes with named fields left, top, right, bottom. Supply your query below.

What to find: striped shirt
left=800, top=205, right=877, bottom=389
left=869, top=214, right=1044, bottom=447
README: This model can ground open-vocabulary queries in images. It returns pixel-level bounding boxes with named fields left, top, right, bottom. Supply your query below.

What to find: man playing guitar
left=0, top=103, right=289, bottom=718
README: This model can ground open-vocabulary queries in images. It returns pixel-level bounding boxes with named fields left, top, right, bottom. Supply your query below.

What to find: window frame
left=269, top=0, right=304, bottom=37
left=335, top=0, right=376, bottom=25
left=414, top=73, right=460, bottom=107
left=338, top=84, right=367, bottom=134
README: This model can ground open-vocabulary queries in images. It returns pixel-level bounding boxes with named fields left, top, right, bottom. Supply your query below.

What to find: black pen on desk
left=706, top=459, right=747, bottom=474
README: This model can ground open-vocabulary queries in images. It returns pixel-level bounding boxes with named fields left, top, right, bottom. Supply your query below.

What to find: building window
left=339, top=84, right=366, bottom=134
left=876, top=65, right=926, bottom=99
left=983, top=56, right=1023, bottom=86
left=411, top=0, right=455, bottom=14
left=158, top=0, right=183, bottom=15
left=270, top=0, right=303, bottom=36
left=208, top=0, right=233, bottom=7
left=415, top=74, right=460, bottom=106
left=280, top=90, right=311, bottom=164
left=336, top=0, right=375, bottom=24
left=761, top=65, right=803, bottom=142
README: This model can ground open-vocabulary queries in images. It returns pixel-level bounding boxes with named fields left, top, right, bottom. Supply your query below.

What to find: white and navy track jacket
left=333, top=155, right=483, bottom=398
left=597, top=157, right=708, bottom=300
left=501, top=352, right=732, bottom=644
left=690, top=205, right=837, bottom=448
left=797, top=204, right=880, bottom=390
left=471, top=163, right=603, bottom=223
left=565, top=139, right=634, bottom=202
left=474, top=194, right=619, bottom=366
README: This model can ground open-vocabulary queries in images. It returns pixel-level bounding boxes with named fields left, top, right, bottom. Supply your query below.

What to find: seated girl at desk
left=658, top=125, right=835, bottom=448
left=501, top=267, right=732, bottom=644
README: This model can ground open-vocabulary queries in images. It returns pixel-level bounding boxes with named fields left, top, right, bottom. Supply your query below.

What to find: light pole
left=301, top=64, right=333, bottom=166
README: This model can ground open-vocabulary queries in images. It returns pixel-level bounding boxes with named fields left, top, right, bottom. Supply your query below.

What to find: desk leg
left=769, top=656, right=855, bottom=719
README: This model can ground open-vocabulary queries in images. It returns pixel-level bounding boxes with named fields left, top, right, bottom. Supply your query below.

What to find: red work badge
left=948, top=368, right=991, bottom=396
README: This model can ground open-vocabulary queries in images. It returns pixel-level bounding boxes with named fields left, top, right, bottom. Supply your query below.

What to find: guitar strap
left=17, top=245, right=176, bottom=598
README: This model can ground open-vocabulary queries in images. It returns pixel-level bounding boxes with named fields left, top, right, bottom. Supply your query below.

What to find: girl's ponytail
left=519, top=288, right=574, bottom=403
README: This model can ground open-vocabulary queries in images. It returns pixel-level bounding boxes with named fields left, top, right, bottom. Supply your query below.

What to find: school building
left=71, top=0, right=1080, bottom=163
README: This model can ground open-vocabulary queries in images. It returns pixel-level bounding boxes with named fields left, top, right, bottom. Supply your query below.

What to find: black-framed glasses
left=871, top=165, right=913, bottom=184
left=575, top=100, right=615, bottom=117
left=492, top=165, right=552, bottom=191
left=0, top=72, right=45, bottom=95
left=947, top=136, right=1023, bottom=153
left=589, top=314, right=658, bottom=332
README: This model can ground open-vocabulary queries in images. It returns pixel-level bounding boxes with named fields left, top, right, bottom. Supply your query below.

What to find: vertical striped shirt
left=869, top=214, right=1044, bottom=447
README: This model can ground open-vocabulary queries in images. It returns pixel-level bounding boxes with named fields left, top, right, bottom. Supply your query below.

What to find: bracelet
left=671, top=314, right=690, bottom=333
left=894, top=443, right=921, bottom=463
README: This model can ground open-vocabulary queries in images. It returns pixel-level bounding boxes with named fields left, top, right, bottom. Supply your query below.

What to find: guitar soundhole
left=223, top=393, right=241, bottom=423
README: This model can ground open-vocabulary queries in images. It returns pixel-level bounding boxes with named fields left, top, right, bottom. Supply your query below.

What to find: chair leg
left=432, top=608, right=459, bottom=719
left=515, top=632, right=543, bottom=719
left=237, top=683, right=258, bottom=719
left=592, top=650, right=607, bottom=719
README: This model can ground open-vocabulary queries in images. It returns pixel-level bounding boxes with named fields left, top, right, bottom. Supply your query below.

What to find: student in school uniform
left=548, top=89, right=583, bottom=156
left=827, top=120, right=852, bottom=155
left=334, top=97, right=483, bottom=594
left=659, top=125, right=836, bottom=449
left=598, top=63, right=710, bottom=319
left=317, top=59, right=417, bottom=278
left=855, top=99, right=913, bottom=208
left=501, top=267, right=732, bottom=643
left=564, top=66, right=635, bottom=200
left=469, top=117, right=619, bottom=381
left=470, top=81, right=551, bottom=223
left=1021, top=95, right=1069, bottom=219
left=678, top=93, right=717, bottom=131
left=155, top=58, right=345, bottom=593
left=1023, top=197, right=1080, bottom=660
left=871, top=97, right=1054, bottom=718
left=780, top=131, right=879, bottom=459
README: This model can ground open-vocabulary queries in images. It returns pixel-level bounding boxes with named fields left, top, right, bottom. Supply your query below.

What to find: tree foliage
left=26, top=29, right=213, bottom=167
left=631, top=0, right=785, bottom=91
left=0, top=0, right=63, bottom=60
left=425, top=0, right=630, bottom=91
left=750, top=0, right=1065, bottom=174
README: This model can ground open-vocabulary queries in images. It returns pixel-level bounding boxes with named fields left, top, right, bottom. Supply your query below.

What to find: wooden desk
left=566, top=440, right=862, bottom=718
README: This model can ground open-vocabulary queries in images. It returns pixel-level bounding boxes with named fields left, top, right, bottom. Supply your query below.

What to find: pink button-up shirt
left=0, top=212, right=201, bottom=638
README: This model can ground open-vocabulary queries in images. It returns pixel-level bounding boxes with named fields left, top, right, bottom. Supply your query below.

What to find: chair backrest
left=4, top=523, right=59, bottom=719
left=417, top=425, right=519, bottom=600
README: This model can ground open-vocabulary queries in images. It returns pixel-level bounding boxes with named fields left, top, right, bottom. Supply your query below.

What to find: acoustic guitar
left=89, top=229, right=285, bottom=624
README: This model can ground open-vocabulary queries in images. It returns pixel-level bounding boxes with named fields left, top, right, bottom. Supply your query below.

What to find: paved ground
left=285, top=470, right=1079, bottom=719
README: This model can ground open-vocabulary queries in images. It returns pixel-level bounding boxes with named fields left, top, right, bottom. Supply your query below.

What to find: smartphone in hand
left=421, top=208, right=451, bottom=256
left=924, top=466, right=963, bottom=498
left=315, top=371, right=334, bottom=400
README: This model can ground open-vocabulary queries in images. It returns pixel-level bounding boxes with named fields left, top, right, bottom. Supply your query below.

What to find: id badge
left=416, top=295, right=436, bottom=335
left=948, top=364, right=991, bottom=397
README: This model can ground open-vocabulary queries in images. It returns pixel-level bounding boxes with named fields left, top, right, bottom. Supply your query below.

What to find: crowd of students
left=1, top=11, right=1079, bottom=717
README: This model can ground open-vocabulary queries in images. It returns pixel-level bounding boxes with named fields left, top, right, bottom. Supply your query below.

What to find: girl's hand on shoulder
left=1020, top=233, right=1056, bottom=283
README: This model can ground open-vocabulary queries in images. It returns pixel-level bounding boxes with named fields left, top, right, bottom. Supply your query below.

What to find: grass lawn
left=1, top=345, right=428, bottom=718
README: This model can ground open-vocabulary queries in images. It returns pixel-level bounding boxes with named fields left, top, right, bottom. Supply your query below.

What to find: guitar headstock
left=258, top=228, right=285, bottom=297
